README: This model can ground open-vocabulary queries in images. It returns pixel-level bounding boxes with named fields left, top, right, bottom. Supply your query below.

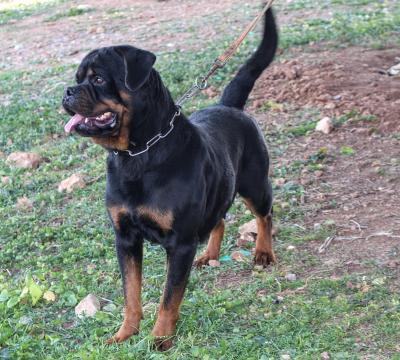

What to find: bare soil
left=252, top=47, right=400, bottom=133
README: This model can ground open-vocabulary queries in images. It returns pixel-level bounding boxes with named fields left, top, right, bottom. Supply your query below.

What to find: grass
left=1, top=0, right=400, bottom=359
left=0, top=0, right=64, bottom=25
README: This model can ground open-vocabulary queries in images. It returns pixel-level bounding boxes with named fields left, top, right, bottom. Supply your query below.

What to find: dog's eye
left=93, top=76, right=105, bottom=85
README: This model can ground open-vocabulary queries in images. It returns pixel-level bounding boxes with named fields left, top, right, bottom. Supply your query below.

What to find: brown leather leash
left=176, top=0, right=275, bottom=107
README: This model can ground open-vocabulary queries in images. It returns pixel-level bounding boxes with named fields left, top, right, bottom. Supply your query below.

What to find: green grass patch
left=0, top=0, right=64, bottom=25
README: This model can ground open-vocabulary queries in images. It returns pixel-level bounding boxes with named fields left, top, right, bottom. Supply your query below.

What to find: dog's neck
left=128, top=70, right=180, bottom=148
left=109, top=70, right=195, bottom=177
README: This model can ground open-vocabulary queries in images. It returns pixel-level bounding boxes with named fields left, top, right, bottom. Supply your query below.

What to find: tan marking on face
left=136, top=206, right=173, bottom=232
left=86, top=68, right=94, bottom=77
left=108, top=205, right=129, bottom=231
left=91, top=99, right=131, bottom=150
left=119, top=90, right=132, bottom=104
left=106, top=257, right=143, bottom=344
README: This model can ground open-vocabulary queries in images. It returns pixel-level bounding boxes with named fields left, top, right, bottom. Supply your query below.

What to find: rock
left=75, top=294, right=100, bottom=317
left=285, top=273, right=297, bottom=281
left=315, top=117, right=333, bottom=134
left=237, top=232, right=255, bottom=247
left=314, top=170, right=324, bottom=177
left=286, top=245, right=296, bottom=251
left=208, top=260, right=220, bottom=267
left=1, top=176, right=10, bottom=184
left=7, top=152, right=43, bottom=169
left=388, top=63, right=400, bottom=76
left=239, top=219, right=257, bottom=236
left=324, top=103, right=336, bottom=110
left=274, top=177, right=286, bottom=186
left=58, top=174, right=86, bottom=193
left=238, top=219, right=257, bottom=246
left=321, top=352, right=330, bottom=360
left=16, top=197, right=33, bottom=210
left=281, top=355, right=291, bottom=360
left=231, top=251, right=246, bottom=262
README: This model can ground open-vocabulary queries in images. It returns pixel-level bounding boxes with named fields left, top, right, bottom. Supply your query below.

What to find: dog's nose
left=64, top=87, right=75, bottom=98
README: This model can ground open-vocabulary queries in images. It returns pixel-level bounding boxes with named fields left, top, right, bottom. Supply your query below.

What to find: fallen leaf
left=43, top=290, right=56, bottom=302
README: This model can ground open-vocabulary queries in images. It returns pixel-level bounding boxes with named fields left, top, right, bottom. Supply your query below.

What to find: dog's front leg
left=107, top=230, right=144, bottom=344
left=152, top=243, right=197, bottom=351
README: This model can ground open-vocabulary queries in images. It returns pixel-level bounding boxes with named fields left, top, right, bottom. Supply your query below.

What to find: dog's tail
left=219, top=7, right=278, bottom=110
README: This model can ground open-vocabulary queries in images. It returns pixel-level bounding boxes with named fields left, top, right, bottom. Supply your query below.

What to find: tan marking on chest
left=136, top=206, right=174, bottom=232
left=108, top=205, right=129, bottom=231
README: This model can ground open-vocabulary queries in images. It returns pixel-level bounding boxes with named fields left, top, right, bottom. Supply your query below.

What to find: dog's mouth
left=64, top=111, right=118, bottom=135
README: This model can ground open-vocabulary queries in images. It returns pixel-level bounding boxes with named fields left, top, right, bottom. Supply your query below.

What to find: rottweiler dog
left=62, top=7, right=278, bottom=351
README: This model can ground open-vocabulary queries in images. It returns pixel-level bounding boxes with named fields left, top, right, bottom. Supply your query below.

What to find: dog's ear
left=114, top=45, right=156, bottom=92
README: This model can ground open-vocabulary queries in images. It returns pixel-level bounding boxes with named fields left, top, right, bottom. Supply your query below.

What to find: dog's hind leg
left=193, top=219, right=225, bottom=267
left=152, top=242, right=197, bottom=351
left=239, top=179, right=276, bottom=267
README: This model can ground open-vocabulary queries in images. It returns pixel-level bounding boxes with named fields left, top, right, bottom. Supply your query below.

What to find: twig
left=349, top=219, right=362, bottom=232
left=365, top=232, right=400, bottom=241
left=318, top=236, right=334, bottom=253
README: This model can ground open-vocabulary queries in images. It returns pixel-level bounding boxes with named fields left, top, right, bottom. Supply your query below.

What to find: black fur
left=62, top=7, right=278, bottom=349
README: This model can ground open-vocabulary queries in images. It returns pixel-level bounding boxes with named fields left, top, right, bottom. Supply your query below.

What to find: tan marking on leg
left=194, top=219, right=225, bottom=267
left=151, top=286, right=185, bottom=351
left=243, top=198, right=276, bottom=266
left=254, top=214, right=276, bottom=266
left=108, top=205, right=129, bottom=231
left=107, top=257, right=142, bottom=344
left=136, top=206, right=173, bottom=232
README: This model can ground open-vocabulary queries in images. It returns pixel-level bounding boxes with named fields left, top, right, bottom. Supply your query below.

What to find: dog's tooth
left=85, top=118, right=89, bottom=124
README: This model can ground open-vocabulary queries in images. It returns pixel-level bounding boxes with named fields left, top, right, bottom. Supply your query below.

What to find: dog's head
left=62, top=45, right=156, bottom=150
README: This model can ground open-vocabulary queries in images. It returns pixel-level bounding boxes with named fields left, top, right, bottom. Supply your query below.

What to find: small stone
left=1, top=176, right=10, bottom=184
left=58, top=173, right=86, bottom=193
left=314, top=223, right=322, bottom=230
left=324, top=103, right=336, bottom=110
left=231, top=251, right=246, bottom=262
left=43, top=290, right=56, bottom=302
left=314, top=170, right=324, bottom=177
left=315, top=117, right=333, bottom=134
left=7, top=152, right=43, bottom=169
left=274, top=295, right=284, bottom=304
left=239, top=219, right=257, bottom=235
left=321, top=351, right=330, bottom=360
left=75, top=294, right=100, bottom=317
left=286, top=245, right=296, bottom=251
left=281, top=355, right=291, bottom=360
left=274, top=177, right=286, bottom=186
left=208, top=260, right=220, bottom=267
left=16, top=196, right=33, bottom=210
left=285, top=273, right=297, bottom=281
left=237, top=232, right=255, bottom=247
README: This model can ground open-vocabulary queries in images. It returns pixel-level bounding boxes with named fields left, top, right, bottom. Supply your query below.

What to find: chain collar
left=113, top=106, right=181, bottom=158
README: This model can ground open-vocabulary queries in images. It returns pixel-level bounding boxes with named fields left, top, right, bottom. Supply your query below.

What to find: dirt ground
left=2, top=0, right=399, bottom=280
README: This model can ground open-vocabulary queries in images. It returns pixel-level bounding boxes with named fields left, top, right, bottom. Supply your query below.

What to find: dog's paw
left=153, top=336, right=173, bottom=351
left=105, top=326, right=139, bottom=345
left=193, top=254, right=216, bottom=268
left=254, top=250, right=276, bottom=267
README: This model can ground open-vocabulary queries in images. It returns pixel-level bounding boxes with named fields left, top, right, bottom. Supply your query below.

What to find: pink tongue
left=64, top=114, right=85, bottom=133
